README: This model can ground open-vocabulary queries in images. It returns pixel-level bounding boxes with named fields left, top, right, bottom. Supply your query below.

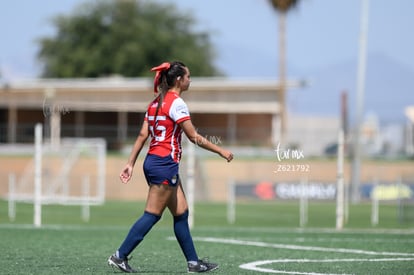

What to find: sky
left=1, top=0, right=414, bottom=79
left=1, top=0, right=413, bottom=125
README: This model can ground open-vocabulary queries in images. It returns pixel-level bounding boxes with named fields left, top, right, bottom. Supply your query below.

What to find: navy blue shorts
left=143, top=154, right=179, bottom=186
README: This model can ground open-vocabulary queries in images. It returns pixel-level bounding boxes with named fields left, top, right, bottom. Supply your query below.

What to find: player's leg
left=109, top=154, right=182, bottom=272
left=168, top=181, right=197, bottom=260
left=167, top=180, right=188, bottom=215
left=109, top=184, right=172, bottom=272
left=167, top=181, right=218, bottom=273
left=145, top=183, right=175, bottom=215
left=117, top=184, right=172, bottom=257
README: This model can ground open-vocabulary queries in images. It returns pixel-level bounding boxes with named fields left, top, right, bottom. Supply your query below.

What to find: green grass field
left=1, top=200, right=413, bottom=274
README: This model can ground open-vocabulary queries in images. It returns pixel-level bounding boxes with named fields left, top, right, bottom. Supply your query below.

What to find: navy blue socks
left=117, top=211, right=161, bottom=259
left=174, top=210, right=198, bottom=262
left=116, top=210, right=198, bottom=262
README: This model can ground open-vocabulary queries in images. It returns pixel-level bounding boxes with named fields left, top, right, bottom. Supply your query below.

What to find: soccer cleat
left=187, top=259, right=219, bottom=273
left=108, top=254, right=138, bottom=273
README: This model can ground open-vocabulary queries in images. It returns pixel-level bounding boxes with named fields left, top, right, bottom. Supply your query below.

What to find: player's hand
left=220, top=149, right=234, bottom=162
left=120, top=164, right=133, bottom=184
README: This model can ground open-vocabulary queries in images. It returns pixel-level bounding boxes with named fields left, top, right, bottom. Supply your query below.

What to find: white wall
left=285, top=115, right=340, bottom=156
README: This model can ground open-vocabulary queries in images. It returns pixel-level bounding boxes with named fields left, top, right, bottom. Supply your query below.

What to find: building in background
left=1, top=77, right=411, bottom=158
left=0, top=77, right=305, bottom=149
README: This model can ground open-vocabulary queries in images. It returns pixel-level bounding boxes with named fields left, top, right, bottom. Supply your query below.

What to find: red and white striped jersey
left=145, top=91, right=190, bottom=162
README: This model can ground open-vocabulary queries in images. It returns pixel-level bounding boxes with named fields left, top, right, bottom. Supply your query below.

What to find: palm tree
left=268, top=0, right=299, bottom=142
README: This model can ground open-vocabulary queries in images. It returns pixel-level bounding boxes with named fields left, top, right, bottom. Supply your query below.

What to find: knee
left=144, top=211, right=162, bottom=223
left=173, top=209, right=189, bottom=222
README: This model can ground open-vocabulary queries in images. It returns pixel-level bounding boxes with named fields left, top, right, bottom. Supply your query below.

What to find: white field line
left=191, top=226, right=414, bottom=235
left=189, top=237, right=414, bottom=257
left=239, top=258, right=414, bottom=275
left=186, top=237, right=414, bottom=274
left=7, top=224, right=408, bottom=244
left=290, top=237, right=414, bottom=244
left=0, top=223, right=128, bottom=231
left=1, top=224, right=414, bottom=235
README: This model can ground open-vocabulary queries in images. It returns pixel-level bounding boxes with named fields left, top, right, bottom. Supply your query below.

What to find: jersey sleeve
left=169, top=97, right=191, bottom=124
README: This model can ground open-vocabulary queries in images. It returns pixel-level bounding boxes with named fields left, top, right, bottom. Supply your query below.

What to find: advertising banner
left=234, top=181, right=414, bottom=201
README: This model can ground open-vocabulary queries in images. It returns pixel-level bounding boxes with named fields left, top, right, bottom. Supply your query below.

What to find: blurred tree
left=37, top=0, right=220, bottom=78
left=268, top=0, right=299, bottom=141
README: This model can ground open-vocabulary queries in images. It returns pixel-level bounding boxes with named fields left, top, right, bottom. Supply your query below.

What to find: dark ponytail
left=151, top=61, right=187, bottom=124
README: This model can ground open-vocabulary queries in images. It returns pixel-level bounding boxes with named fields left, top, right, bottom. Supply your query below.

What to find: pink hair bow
left=150, top=62, right=170, bottom=94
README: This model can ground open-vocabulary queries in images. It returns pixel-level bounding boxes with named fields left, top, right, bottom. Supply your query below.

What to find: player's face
left=180, top=67, right=191, bottom=91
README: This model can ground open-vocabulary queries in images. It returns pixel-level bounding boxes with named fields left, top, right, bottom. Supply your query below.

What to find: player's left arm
left=180, top=119, right=233, bottom=162
left=170, top=97, right=233, bottom=162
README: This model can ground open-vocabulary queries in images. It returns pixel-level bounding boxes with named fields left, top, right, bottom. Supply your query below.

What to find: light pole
left=351, top=0, right=370, bottom=203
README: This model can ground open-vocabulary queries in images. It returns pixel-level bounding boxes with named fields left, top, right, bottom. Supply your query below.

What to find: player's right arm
left=120, top=120, right=150, bottom=184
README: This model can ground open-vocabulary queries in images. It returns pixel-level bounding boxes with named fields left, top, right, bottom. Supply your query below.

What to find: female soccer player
left=108, top=61, right=234, bottom=273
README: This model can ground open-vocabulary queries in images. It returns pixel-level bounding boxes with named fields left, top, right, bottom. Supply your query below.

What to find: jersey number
left=148, top=116, right=166, bottom=142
